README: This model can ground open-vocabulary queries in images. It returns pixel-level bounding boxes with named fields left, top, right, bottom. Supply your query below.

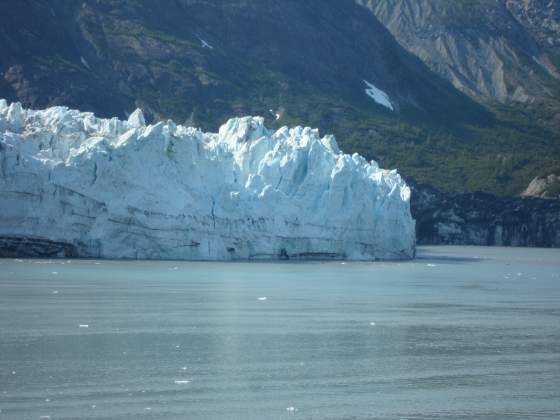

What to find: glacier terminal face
left=0, top=100, right=415, bottom=260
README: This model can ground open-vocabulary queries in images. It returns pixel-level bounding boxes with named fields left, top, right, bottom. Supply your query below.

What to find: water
left=0, top=246, right=559, bottom=419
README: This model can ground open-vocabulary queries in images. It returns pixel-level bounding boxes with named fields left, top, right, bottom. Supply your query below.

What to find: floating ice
left=174, top=380, right=190, bottom=384
left=426, top=263, right=436, bottom=267
left=286, top=406, right=298, bottom=412
left=369, top=322, right=376, bottom=326
left=257, top=297, right=267, bottom=301
left=79, top=324, right=89, bottom=328
left=52, top=290, right=59, bottom=294
left=0, top=101, right=415, bottom=261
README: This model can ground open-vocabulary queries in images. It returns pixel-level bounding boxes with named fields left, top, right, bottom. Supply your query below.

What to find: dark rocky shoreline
left=410, top=180, right=560, bottom=248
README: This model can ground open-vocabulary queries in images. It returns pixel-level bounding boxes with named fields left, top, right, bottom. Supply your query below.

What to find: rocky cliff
left=410, top=180, right=560, bottom=247
left=521, top=174, right=560, bottom=199
left=359, top=0, right=560, bottom=103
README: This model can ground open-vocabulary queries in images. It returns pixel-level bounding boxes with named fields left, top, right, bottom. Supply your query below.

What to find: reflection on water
left=0, top=246, right=559, bottom=419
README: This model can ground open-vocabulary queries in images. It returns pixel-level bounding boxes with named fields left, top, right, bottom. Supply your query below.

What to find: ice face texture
left=0, top=101, right=415, bottom=260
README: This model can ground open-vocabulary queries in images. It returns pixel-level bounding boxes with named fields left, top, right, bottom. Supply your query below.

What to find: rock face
left=521, top=174, right=560, bottom=199
left=358, top=0, right=560, bottom=103
left=0, top=100, right=415, bottom=260
left=410, top=180, right=560, bottom=247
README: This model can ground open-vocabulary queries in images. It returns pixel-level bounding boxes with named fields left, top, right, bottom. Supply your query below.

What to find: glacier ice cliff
left=0, top=100, right=415, bottom=260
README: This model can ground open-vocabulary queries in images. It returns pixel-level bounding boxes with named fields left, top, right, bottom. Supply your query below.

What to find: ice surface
left=364, top=80, right=394, bottom=111
left=0, top=101, right=415, bottom=260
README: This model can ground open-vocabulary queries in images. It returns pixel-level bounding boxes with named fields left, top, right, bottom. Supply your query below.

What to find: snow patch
left=364, top=80, right=394, bottom=111
left=80, top=56, right=90, bottom=70
left=199, top=38, right=213, bottom=49
left=269, top=109, right=281, bottom=120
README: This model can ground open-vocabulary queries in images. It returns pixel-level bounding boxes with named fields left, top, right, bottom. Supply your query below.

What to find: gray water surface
left=1, top=246, right=559, bottom=419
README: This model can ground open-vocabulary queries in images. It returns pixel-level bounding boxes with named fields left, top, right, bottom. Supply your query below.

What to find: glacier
left=0, top=100, right=415, bottom=260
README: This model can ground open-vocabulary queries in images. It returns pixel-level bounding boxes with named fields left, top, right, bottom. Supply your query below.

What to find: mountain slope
left=0, top=0, right=479, bottom=120
left=358, top=0, right=560, bottom=103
